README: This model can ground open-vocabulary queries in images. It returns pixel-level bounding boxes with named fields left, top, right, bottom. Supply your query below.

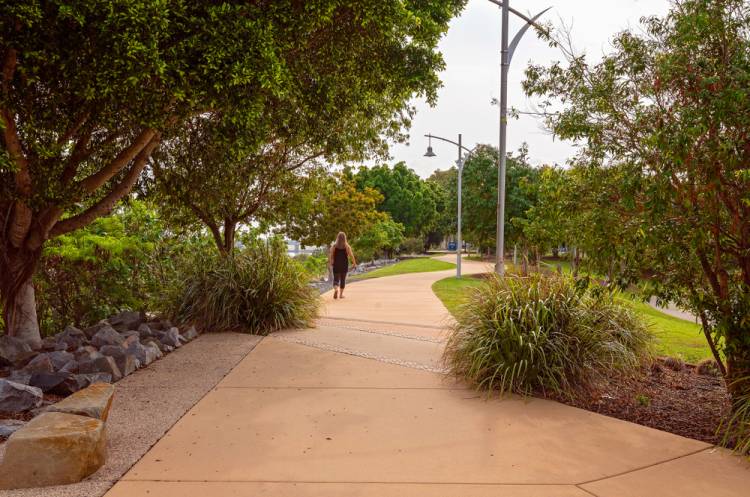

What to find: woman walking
left=329, top=232, right=357, bottom=299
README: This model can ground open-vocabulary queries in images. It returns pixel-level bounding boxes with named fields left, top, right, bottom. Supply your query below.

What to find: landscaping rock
left=142, top=340, right=164, bottom=361
left=148, top=319, right=172, bottom=331
left=45, top=350, right=75, bottom=370
left=181, top=325, right=199, bottom=341
left=47, top=383, right=115, bottom=421
left=0, top=335, right=33, bottom=366
left=82, top=321, right=110, bottom=340
left=29, top=371, right=84, bottom=395
left=0, top=412, right=106, bottom=489
left=125, top=339, right=157, bottom=367
left=57, top=325, right=87, bottom=351
left=109, top=310, right=143, bottom=332
left=6, top=371, right=32, bottom=385
left=137, top=323, right=154, bottom=339
left=161, top=327, right=183, bottom=348
left=0, top=419, right=25, bottom=438
left=91, top=325, right=125, bottom=348
left=0, top=379, right=43, bottom=413
left=61, top=359, right=79, bottom=373
left=78, top=355, right=123, bottom=381
left=22, top=353, right=55, bottom=374
left=40, top=336, right=67, bottom=352
left=77, top=373, right=112, bottom=386
left=74, top=345, right=101, bottom=362
left=99, top=344, right=138, bottom=376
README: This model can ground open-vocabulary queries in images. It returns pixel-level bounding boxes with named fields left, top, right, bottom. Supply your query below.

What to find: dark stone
left=160, top=327, right=182, bottom=349
left=0, top=335, right=33, bottom=367
left=41, top=336, right=66, bottom=352
left=91, top=326, right=125, bottom=348
left=73, top=346, right=101, bottom=362
left=136, top=323, right=153, bottom=339
left=60, top=360, right=79, bottom=374
left=22, top=354, right=55, bottom=374
left=76, top=373, right=113, bottom=387
left=78, top=355, right=123, bottom=382
left=45, top=351, right=75, bottom=370
left=6, top=371, right=31, bottom=386
left=147, top=319, right=172, bottom=331
left=83, top=320, right=113, bottom=340
left=29, top=371, right=84, bottom=395
left=0, top=419, right=25, bottom=438
left=181, top=325, right=199, bottom=341
left=0, top=379, right=43, bottom=413
left=99, top=345, right=138, bottom=376
left=56, top=326, right=87, bottom=351
left=109, top=310, right=143, bottom=332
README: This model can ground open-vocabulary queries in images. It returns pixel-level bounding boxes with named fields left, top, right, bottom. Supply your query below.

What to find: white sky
left=383, top=0, right=672, bottom=177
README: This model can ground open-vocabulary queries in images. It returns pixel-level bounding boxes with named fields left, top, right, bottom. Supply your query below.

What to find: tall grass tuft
left=721, top=377, right=750, bottom=455
left=443, top=272, right=652, bottom=397
left=174, top=240, right=319, bottom=334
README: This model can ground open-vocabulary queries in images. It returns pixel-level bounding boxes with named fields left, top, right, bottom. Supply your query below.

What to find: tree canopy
left=524, top=0, right=750, bottom=399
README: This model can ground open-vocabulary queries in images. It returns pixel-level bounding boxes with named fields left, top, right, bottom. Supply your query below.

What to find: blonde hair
left=335, top=232, right=348, bottom=249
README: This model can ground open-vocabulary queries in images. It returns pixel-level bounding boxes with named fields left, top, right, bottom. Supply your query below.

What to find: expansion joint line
left=314, top=320, right=446, bottom=344
left=270, top=335, right=448, bottom=374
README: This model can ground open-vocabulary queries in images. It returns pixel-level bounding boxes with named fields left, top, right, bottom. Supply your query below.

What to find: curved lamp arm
left=424, top=134, right=474, bottom=156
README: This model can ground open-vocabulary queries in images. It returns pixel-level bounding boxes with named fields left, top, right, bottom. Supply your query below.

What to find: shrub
left=443, top=272, right=652, bottom=397
left=400, top=237, right=424, bottom=255
left=295, top=251, right=329, bottom=280
left=174, top=240, right=319, bottom=334
left=721, top=377, right=750, bottom=455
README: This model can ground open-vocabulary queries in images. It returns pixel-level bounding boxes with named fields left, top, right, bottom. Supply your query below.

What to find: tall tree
left=354, top=162, right=440, bottom=238
left=524, top=0, right=750, bottom=399
left=0, top=0, right=466, bottom=345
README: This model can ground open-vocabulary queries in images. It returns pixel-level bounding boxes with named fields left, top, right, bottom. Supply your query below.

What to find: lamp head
left=424, top=146, right=436, bottom=158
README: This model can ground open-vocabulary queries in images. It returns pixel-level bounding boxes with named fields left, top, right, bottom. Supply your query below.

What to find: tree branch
left=78, top=128, right=157, bottom=193
left=50, top=134, right=161, bottom=237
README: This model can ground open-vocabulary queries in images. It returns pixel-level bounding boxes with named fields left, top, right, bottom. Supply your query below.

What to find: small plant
left=695, top=358, right=721, bottom=377
left=173, top=239, right=319, bottom=334
left=443, top=272, right=652, bottom=397
left=720, top=377, right=750, bottom=455
left=635, top=394, right=651, bottom=407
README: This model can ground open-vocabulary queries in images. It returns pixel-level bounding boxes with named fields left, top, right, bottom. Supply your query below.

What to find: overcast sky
left=382, top=0, right=672, bottom=178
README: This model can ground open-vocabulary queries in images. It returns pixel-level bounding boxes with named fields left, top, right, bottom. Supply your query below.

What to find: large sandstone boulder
left=47, top=383, right=115, bottom=421
left=0, top=379, right=43, bottom=413
left=0, top=412, right=106, bottom=489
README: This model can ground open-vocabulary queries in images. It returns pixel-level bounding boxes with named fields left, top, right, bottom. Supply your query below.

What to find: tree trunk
left=1, top=250, right=42, bottom=349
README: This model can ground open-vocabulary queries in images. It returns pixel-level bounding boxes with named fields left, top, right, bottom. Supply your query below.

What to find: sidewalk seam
left=319, top=316, right=446, bottom=330
left=575, top=446, right=711, bottom=486
left=303, top=322, right=446, bottom=343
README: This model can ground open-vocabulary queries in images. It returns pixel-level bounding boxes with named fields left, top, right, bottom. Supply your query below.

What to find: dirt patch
left=544, top=359, right=732, bottom=445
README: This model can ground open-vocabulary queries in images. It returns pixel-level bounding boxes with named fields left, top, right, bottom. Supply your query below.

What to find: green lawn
left=353, top=257, right=455, bottom=280
left=432, top=274, right=712, bottom=363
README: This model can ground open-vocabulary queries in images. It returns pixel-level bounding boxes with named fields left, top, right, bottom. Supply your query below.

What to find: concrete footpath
left=105, top=258, right=750, bottom=497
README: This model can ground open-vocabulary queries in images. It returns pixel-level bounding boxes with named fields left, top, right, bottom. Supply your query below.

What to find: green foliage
left=295, top=252, right=329, bottom=280
left=524, top=0, right=750, bottom=400
left=352, top=217, right=405, bottom=262
left=444, top=273, right=652, bottom=397
left=174, top=239, right=319, bottom=335
left=400, top=237, right=425, bottom=255
left=460, top=145, right=538, bottom=253
left=283, top=173, right=387, bottom=249
left=34, top=201, right=209, bottom=334
left=353, top=162, right=441, bottom=238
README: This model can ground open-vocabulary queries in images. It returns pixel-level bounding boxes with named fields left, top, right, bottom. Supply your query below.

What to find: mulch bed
left=543, top=359, right=732, bottom=445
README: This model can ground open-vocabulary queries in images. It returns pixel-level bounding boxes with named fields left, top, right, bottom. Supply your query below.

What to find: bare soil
left=545, top=359, right=732, bottom=445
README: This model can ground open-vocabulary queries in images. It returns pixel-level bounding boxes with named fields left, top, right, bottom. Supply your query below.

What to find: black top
left=333, top=247, right=349, bottom=273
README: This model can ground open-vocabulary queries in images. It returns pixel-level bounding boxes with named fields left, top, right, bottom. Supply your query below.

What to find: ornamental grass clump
left=443, top=272, right=652, bottom=397
left=174, top=240, right=319, bottom=335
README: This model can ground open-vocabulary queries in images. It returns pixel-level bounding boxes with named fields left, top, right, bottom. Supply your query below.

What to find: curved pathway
left=105, top=257, right=750, bottom=497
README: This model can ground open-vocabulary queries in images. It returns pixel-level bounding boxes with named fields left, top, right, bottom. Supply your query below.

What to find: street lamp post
left=424, top=133, right=477, bottom=279
left=488, top=0, right=551, bottom=275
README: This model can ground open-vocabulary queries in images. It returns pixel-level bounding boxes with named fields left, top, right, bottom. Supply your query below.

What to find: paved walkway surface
left=105, top=258, right=750, bottom=497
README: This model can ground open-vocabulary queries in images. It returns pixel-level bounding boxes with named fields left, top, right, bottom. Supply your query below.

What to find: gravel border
left=0, top=332, right=262, bottom=497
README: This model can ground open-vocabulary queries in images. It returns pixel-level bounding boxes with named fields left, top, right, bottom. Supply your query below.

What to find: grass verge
left=353, top=257, right=455, bottom=280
